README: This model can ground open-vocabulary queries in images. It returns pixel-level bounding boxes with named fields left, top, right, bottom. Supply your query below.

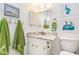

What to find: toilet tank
left=60, top=39, right=79, bottom=52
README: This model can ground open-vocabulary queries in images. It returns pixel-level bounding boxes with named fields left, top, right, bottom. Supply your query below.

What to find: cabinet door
left=28, top=37, right=47, bottom=55
left=36, top=38, right=47, bottom=55
left=28, top=37, right=37, bottom=55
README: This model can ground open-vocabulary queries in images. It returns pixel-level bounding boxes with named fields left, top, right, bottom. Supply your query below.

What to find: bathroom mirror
left=29, top=9, right=51, bottom=27
left=29, top=11, right=41, bottom=27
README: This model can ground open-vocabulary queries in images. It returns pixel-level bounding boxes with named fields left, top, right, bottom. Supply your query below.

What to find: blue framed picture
left=4, top=3, right=20, bottom=18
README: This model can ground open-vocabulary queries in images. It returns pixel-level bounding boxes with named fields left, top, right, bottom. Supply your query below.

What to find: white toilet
left=59, top=37, right=79, bottom=55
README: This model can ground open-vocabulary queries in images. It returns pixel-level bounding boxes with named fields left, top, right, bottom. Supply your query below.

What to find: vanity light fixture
left=26, top=3, right=52, bottom=13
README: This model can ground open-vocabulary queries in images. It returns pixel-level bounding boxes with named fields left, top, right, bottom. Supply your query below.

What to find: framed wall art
left=4, top=3, right=20, bottom=18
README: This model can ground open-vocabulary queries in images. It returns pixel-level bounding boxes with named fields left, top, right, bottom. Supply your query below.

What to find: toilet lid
left=60, top=51, right=75, bottom=55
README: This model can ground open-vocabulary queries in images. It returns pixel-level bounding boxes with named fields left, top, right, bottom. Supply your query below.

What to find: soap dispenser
left=51, top=18, right=57, bottom=31
left=43, top=18, right=49, bottom=29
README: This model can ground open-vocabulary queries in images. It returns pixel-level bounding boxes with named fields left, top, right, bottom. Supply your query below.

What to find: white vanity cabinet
left=27, top=37, right=52, bottom=55
left=27, top=32, right=57, bottom=55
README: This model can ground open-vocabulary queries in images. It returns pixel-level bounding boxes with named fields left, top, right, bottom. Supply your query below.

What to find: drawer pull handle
left=35, top=46, right=38, bottom=47
left=47, top=46, right=50, bottom=48
left=43, top=47, right=45, bottom=50
left=47, top=41, right=50, bottom=44
left=47, top=45, right=51, bottom=48
left=32, top=44, right=34, bottom=46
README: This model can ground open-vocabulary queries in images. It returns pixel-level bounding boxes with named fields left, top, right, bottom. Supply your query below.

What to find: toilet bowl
left=59, top=35, right=79, bottom=55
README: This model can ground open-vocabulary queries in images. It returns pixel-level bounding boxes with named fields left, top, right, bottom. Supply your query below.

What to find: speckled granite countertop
left=27, top=32, right=57, bottom=40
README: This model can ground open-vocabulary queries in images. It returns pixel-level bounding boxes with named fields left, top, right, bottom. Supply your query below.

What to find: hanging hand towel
left=13, top=20, right=25, bottom=55
left=0, top=18, right=10, bottom=55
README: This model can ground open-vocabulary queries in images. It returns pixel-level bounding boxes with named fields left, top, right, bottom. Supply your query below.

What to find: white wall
left=57, top=3, right=79, bottom=38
